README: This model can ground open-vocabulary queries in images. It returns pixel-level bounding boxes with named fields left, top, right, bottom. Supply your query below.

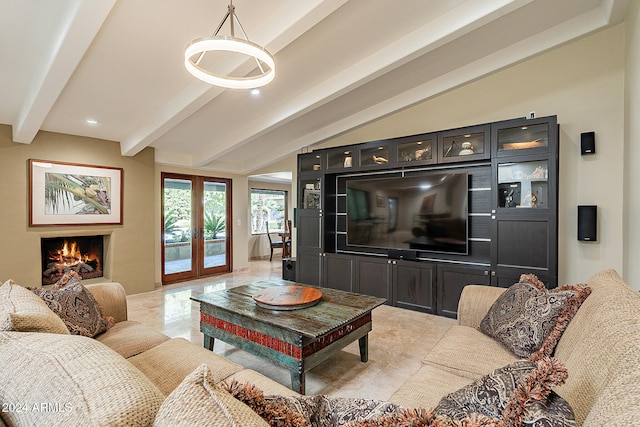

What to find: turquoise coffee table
left=191, top=279, right=385, bottom=394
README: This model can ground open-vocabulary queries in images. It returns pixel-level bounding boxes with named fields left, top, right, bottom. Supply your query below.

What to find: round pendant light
left=184, top=2, right=275, bottom=89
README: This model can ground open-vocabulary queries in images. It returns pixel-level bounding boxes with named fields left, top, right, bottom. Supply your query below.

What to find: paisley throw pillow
left=480, top=275, right=591, bottom=358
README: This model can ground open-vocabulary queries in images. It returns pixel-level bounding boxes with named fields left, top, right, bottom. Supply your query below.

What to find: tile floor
left=126, top=260, right=455, bottom=400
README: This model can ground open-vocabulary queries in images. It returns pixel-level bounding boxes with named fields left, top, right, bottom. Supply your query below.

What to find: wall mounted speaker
left=580, top=132, right=595, bottom=155
left=578, top=205, right=597, bottom=241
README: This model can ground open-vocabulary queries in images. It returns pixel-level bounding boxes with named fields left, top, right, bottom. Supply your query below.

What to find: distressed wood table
left=191, top=279, right=386, bottom=394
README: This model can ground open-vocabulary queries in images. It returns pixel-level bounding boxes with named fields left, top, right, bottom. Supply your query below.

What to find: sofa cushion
left=389, top=364, right=474, bottom=410
left=479, top=276, right=591, bottom=358
left=128, top=337, right=244, bottom=396
left=155, top=364, right=269, bottom=427
left=95, top=320, right=170, bottom=358
left=0, top=331, right=164, bottom=427
left=0, top=279, right=69, bottom=334
left=227, top=369, right=300, bottom=397
left=434, top=357, right=574, bottom=425
left=423, top=325, right=518, bottom=379
left=31, top=278, right=114, bottom=337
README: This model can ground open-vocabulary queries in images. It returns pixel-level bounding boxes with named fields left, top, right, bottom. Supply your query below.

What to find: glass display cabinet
left=497, top=160, right=549, bottom=208
left=438, top=125, right=490, bottom=163
left=397, top=134, right=436, bottom=166
left=492, top=117, right=556, bottom=158
left=298, top=176, right=321, bottom=210
left=299, top=153, right=322, bottom=173
left=496, top=122, right=549, bottom=152
left=327, top=149, right=356, bottom=170
left=359, top=144, right=390, bottom=168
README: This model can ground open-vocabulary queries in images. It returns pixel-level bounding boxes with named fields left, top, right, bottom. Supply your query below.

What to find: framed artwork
left=29, top=159, right=123, bottom=226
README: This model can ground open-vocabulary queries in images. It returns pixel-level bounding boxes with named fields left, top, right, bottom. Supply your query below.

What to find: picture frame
left=29, top=159, right=123, bottom=226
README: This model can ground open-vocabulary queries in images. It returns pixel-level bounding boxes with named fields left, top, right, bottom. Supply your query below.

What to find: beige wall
left=625, top=1, right=640, bottom=288
left=0, top=125, right=155, bottom=294
left=315, top=25, right=629, bottom=287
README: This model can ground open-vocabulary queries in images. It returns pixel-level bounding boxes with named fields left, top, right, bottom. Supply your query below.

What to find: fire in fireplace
left=41, top=236, right=104, bottom=285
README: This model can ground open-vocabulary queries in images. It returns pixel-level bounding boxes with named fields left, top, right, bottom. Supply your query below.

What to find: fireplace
left=41, top=236, right=104, bottom=285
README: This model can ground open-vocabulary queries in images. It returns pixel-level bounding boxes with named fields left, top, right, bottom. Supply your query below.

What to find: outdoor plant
left=204, top=211, right=226, bottom=239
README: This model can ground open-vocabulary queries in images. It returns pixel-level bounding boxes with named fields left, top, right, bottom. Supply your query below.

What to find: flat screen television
left=344, top=171, right=468, bottom=255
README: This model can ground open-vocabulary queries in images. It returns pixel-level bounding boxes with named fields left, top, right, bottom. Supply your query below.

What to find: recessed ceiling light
left=251, top=88, right=260, bottom=95
left=86, top=118, right=99, bottom=125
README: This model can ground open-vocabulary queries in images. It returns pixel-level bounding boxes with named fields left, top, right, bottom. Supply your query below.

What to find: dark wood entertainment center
left=295, top=115, right=558, bottom=318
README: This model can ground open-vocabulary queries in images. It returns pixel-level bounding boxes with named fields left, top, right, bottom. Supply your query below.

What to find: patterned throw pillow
left=434, top=357, right=575, bottom=426
left=32, top=275, right=114, bottom=337
left=479, top=274, right=591, bottom=358
left=222, top=358, right=574, bottom=426
left=222, top=380, right=401, bottom=427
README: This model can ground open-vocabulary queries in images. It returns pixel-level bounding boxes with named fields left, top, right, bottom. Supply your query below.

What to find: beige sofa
left=0, top=281, right=296, bottom=427
left=1, top=269, right=638, bottom=425
left=389, top=268, right=640, bottom=426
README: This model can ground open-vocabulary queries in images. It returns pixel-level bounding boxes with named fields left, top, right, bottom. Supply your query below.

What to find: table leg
left=290, top=366, right=306, bottom=394
left=204, top=335, right=215, bottom=351
left=358, top=334, right=368, bottom=362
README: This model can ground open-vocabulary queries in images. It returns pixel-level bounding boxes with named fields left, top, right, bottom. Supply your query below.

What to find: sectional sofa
left=1, top=269, right=638, bottom=426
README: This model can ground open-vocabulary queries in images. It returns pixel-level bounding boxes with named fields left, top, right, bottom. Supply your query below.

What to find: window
left=250, top=189, right=287, bottom=234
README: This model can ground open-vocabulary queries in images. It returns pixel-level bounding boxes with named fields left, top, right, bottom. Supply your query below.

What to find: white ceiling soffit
left=0, top=0, right=628, bottom=175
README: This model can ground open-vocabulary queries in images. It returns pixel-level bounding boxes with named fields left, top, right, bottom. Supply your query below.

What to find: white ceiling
left=0, top=0, right=630, bottom=177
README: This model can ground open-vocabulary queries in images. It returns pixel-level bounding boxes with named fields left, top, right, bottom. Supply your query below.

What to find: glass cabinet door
left=359, top=144, right=390, bottom=168
left=497, top=160, right=549, bottom=208
left=493, top=116, right=556, bottom=158
left=299, top=177, right=322, bottom=210
left=299, top=153, right=323, bottom=173
left=397, top=134, right=436, bottom=166
left=438, top=125, right=490, bottom=163
left=327, top=149, right=356, bottom=170
left=497, top=122, right=549, bottom=152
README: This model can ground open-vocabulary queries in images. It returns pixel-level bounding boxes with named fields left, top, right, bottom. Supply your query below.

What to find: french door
left=161, top=173, right=232, bottom=284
